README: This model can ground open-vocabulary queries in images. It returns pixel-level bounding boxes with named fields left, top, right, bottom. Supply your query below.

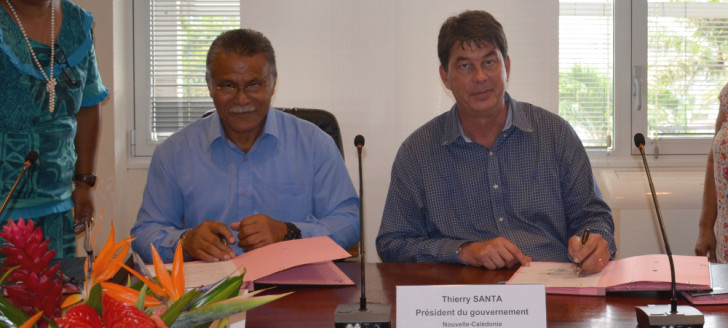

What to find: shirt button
left=498, top=217, right=504, bottom=222
left=242, top=190, right=247, bottom=195
left=489, top=151, right=494, bottom=156
left=243, top=157, right=249, bottom=162
left=493, top=184, right=499, bottom=190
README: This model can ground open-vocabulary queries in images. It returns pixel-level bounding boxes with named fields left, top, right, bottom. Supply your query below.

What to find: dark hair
left=437, top=10, right=507, bottom=71
left=206, top=28, right=277, bottom=79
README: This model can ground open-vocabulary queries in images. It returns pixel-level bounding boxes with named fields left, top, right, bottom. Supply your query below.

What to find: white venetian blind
left=148, top=0, right=240, bottom=140
left=647, top=0, right=728, bottom=139
left=558, top=1, right=614, bottom=148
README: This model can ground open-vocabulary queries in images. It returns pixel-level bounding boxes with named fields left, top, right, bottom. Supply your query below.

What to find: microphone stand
left=334, top=135, right=391, bottom=328
left=357, top=138, right=366, bottom=311
left=0, top=151, right=39, bottom=218
left=633, top=134, right=704, bottom=327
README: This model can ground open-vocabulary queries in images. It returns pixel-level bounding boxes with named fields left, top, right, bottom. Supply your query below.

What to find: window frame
left=132, top=0, right=155, bottom=157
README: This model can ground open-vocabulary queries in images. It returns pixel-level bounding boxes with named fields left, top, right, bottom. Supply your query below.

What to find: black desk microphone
left=633, top=133, right=704, bottom=328
left=334, top=135, right=391, bottom=328
left=0, top=151, right=39, bottom=218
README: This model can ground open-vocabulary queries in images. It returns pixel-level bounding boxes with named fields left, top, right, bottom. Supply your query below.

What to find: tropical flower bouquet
left=0, top=218, right=290, bottom=327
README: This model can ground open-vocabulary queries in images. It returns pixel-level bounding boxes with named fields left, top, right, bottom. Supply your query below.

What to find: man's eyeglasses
left=54, top=45, right=79, bottom=87
left=215, top=78, right=269, bottom=97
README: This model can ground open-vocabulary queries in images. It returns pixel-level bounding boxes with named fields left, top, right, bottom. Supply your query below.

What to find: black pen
left=575, top=229, right=590, bottom=277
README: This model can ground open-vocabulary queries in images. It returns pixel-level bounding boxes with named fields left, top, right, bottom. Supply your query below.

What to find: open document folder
left=506, top=254, right=710, bottom=296
left=148, top=236, right=354, bottom=288
left=681, top=263, right=728, bottom=305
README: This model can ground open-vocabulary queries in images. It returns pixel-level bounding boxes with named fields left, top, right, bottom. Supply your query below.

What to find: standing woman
left=696, top=82, right=728, bottom=263
left=0, top=0, right=107, bottom=258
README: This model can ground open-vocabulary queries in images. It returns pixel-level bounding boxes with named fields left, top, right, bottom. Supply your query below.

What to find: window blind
left=647, top=0, right=728, bottom=139
left=148, top=0, right=240, bottom=141
left=559, top=1, right=614, bottom=148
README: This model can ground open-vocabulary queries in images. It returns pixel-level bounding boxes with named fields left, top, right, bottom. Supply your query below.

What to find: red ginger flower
left=0, top=219, right=62, bottom=319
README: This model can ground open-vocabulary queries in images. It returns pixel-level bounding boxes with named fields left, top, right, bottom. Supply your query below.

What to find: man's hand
left=230, top=214, right=287, bottom=252
left=72, top=184, right=94, bottom=234
left=457, top=237, right=532, bottom=269
left=181, top=221, right=236, bottom=262
left=695, top=227, right=717, bottom=263
left=569, top=233, right=610, bottom=274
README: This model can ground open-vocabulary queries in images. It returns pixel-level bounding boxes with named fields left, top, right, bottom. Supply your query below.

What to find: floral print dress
left=713, top=82, right=728, bottom=263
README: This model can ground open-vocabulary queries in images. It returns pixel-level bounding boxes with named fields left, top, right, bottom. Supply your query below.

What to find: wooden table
left=247, top=262, right=728, bottom=327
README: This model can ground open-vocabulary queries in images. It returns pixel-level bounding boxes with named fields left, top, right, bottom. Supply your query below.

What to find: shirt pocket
left=260, top=183, right=311, bottom=221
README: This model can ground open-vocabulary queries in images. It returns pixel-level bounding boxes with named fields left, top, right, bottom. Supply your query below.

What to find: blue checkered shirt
left=376, top=94, right=616, bottom=264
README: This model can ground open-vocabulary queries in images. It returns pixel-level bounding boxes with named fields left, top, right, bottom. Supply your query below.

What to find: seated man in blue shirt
left=132, top=28, right=360, bottom=263
left=376, top=10, right=616, bottom=274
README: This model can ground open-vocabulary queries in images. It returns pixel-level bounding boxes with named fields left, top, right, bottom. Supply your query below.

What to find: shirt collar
left=445, top=93, right=525, bottom=145
left=205, top=106, right=282, bottom=150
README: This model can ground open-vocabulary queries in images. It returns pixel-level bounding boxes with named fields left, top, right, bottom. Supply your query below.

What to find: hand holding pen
left=569, top=228, right=610, bottom=276
left=179, top=221, right=236, bottom=262
left=575, top=229, right=589, bottom=277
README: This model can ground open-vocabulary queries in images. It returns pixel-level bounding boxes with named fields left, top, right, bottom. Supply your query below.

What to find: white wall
left=241, top=0, right=559, bottom=262
left=598, top=168, right=705, bottom=259
left=66, top=0, right=146, bottom=256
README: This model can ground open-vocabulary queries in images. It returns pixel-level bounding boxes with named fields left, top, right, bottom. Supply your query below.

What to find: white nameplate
left=396, top=284, right=546, bottom=328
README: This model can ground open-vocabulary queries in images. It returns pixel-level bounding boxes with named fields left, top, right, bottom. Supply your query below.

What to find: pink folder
left=151, top=236, right=354, bottom=288
left=507, top=254, right=710, bottom=296
left=681, top=263, right=728, bottom=305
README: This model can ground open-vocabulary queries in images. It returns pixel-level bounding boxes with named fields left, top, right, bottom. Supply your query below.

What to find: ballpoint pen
left=575, top=228, right=590, bottom=277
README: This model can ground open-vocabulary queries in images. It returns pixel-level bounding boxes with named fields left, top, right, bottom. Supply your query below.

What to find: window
left=644, top=0, right=728, bottom=149
left=133, top=0, right=240, bottom=156
left=559, top=0, right=728, bottom=155
left=559, top=1, right=614, bottom=148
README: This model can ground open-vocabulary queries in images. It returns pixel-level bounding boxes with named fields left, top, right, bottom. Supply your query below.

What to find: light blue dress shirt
left=132, top=108, right=360, bottom=263
left=376, top=94, right=616, bottom=264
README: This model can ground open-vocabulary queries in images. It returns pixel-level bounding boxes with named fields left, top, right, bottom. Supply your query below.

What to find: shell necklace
left=4, top=0, right=57, bottom=113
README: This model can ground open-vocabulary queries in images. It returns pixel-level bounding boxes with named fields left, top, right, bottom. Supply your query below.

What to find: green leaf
left=0, top=317, right=14, bottom=328
left=217, top=316, right=230, bottom=328
left=137, top=284, right=150, bottom=310
left=170, top=292, right=292, bottom=328
left=161, top=289, right=199, bottom=326
left=0, top=295, right=29, bottom=326
left=0, top=266, right=17, bottom=286
left=0, top=294, right=28, bottom=326
left=188, top=273, right=244, bottom=309
left=85, top=283, right=103, bottom=315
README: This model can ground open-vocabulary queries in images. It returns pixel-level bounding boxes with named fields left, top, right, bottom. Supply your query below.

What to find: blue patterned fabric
left=376, top=94, right=616, bottom=264
left=0, top=0, right=108, bottom=222
left=132, top=108, right=360, bottom=263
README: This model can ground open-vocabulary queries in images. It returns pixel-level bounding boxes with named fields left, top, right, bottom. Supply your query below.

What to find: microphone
left=334, top=135, right=391, bottom=328
left=632, top=134, right=704, bottom=327
left=0, top=151, right=39, bottom=218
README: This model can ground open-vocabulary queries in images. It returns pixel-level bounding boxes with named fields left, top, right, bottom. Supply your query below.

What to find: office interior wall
left=70, top=0, right=147, bottom=256
left=597, top=168, right=704, bottom=259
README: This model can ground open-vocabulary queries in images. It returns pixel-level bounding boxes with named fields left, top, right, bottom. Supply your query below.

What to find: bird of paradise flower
left=58, top=217, right=291, bottom=328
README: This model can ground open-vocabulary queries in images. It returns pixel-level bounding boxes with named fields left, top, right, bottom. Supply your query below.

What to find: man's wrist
left=283, top=222, right=301, bottom=240
left=179, top=230, right=190, bottom=249
left=456, top=241, right=472, bottom=260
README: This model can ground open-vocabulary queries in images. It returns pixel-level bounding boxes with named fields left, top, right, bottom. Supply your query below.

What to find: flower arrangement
left=0, top=218, right=290, bottom=327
